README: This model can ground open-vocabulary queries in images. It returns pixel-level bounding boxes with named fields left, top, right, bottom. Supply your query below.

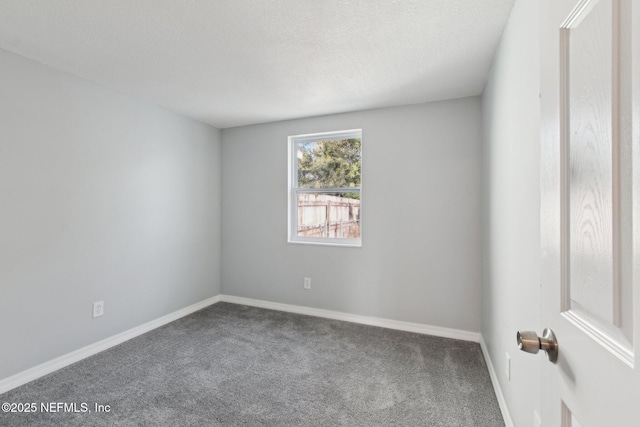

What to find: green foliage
left=297, top=138, right=361, bottom=199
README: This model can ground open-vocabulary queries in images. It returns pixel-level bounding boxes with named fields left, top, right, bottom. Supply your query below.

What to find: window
left=288, top=129, right=362, bottom=246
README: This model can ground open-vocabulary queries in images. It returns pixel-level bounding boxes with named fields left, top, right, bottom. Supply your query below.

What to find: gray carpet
left=0, top=303, right=504, bottom=426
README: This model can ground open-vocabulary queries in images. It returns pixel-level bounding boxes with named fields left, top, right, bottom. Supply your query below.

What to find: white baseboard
left=220, top=294, right=481, bottom=343
left=480, top=336, right=514, bottom=427
left=0, top=295, right=220, bottom=395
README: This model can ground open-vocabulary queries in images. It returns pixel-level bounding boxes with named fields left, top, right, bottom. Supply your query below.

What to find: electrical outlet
left=93, top=301, right=104, bottom=318
left=506, top=352, right=511, bottom=380
left=303, top=277, right=311, bottom=290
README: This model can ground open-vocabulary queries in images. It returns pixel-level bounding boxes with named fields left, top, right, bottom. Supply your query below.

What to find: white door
left=539, top=0, right=640, bottom=426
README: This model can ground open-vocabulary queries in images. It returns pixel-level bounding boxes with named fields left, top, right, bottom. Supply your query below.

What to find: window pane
left=296, top=138, right=361, bottom=189
left=296, top=192, right=361, bottom=239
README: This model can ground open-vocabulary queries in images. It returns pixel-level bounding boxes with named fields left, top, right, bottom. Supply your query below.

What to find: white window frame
left=288, top=129, right=362, bottom=247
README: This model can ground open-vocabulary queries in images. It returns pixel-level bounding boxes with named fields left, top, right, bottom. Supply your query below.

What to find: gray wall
left=481, top=0, right=541, bottom=425
left=0, top=49, right=222, bottom=380
left=221, top=98, right=483, bottom=331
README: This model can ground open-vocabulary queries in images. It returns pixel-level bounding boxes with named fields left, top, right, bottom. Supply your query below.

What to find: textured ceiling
left=0, top=0, right=515, bottom=128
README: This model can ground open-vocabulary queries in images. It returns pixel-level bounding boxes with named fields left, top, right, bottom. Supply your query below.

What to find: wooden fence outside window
left=297, top=194, right=360, bottom=239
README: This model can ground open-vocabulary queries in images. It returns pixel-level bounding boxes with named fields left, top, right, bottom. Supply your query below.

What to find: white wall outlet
left=93, top=301, right=104, bottom=318
left=506, top=352, right=511, bottom=380
left=303, top=277, right=311, bottom=290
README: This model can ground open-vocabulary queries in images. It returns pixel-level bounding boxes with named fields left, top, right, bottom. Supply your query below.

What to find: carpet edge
left=220, top=294, right=481, bottom=343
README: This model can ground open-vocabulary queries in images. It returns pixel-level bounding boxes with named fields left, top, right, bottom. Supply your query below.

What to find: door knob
left=516, top=328, right=558, bottom=363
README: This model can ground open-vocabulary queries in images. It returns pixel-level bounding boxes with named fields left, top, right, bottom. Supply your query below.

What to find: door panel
left=541, top=0, right=640, bottom=425
left=566, top=0, right=615, bottom=327
left=561, top=0, right=633, bottom=363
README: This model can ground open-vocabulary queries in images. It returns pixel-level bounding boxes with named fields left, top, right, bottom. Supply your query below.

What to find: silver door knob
left=516, top=328, right=558, bottom=363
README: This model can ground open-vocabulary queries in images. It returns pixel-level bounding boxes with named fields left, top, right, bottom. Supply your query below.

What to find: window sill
left=287, top=239, right=362, bottom=248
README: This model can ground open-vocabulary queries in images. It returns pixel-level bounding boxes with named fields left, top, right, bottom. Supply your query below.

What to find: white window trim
left=288, top=129, right=362, bottom=247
